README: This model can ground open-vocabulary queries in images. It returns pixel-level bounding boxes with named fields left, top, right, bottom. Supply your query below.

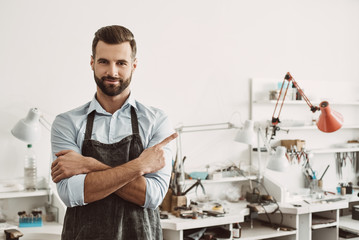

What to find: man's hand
left=51, top=150, right=108, bottom=183
left=135, top=132, right=178, bottom=174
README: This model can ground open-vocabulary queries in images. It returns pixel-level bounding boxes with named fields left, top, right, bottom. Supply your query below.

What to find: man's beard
left=94, top=73, right=132, bottom=96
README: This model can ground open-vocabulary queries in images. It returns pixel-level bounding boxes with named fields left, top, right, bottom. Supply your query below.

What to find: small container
left=45, top=205, right=59, bottom=222
left=269, top=90, right=279, bottom=100
left=309, top=179, right=319, bottom=194
left=233, top=222, right=241, bottom=238
left=318, top=179, right=323, bottom=190
left=336, top=186, right=341, bottom=194
left=341, top=187, right=346, bottom=195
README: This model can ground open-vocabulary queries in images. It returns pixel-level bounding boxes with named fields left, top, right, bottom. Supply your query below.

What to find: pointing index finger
left=157, top=133, right=178, bottom=148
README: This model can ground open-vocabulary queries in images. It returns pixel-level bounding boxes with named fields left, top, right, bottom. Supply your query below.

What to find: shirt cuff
left=57, top=174, right=87, bottom=207
left=143, top=175, right=167, bottom=210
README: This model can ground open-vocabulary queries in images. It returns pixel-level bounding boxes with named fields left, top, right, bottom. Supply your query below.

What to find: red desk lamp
left=271, top=72, right=343, bottom=137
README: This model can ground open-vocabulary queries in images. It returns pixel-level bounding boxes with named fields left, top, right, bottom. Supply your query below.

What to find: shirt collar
left=87, top=92, right=137, bottom=115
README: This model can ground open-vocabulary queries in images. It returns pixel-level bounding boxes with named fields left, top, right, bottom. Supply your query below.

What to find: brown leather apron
left=61, top=107, right=162, bottom=240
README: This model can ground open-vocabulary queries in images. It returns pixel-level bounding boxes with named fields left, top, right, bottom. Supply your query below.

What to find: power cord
left=235, top=168, right=284, bottom=230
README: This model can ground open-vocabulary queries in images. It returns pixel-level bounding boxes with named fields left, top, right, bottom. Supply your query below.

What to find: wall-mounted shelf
left=185, top=175, right=258, bottom=185
left=254, top=100, right=359, bottom=106
left=280, top=125, right=359, bottom=130
left=309, top=148, right=359, bottom=154
left=0, top=189, right=49, bottom=199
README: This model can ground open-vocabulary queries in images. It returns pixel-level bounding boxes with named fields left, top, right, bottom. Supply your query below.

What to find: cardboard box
left=281, top=139, right=306, bottom=151
left=160, top=189, right=172, bottom=212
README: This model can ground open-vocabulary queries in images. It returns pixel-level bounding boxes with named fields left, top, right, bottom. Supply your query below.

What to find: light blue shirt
left=51, top=94, right=174, bottom=209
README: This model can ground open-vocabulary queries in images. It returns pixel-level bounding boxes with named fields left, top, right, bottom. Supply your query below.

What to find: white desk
left=161, top=197, right=351, bottom=240
left=161, top=202, right=249, bottom=240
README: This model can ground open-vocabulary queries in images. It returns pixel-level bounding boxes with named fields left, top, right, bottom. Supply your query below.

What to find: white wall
left=1, top=0, right=359, bottom=183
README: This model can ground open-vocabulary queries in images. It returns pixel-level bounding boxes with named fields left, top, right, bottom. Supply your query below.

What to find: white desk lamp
left=234, top=120, right=255, bottom=145
left=11, top=108, right=51, bottom=143
left=235, top=120, right=274, bottom=178
left=266, top=146, right=289, bottom=172
left=236, top=123, right=289, bottom=173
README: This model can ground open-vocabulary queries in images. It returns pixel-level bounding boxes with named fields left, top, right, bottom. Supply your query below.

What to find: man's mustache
left=101, top=76, right=122, bottom=81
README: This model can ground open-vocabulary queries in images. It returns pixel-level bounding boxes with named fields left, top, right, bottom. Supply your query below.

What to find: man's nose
left=107, top=63, right=119, bottom=77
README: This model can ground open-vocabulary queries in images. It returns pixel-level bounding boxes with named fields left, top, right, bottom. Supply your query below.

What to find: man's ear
left=132, top=58, right=137, bottom=72
left=90, top=55, right=94, bottom=70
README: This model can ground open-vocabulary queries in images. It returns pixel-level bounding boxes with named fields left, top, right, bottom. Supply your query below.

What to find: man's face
left=91, top=41, right=137, bottom=96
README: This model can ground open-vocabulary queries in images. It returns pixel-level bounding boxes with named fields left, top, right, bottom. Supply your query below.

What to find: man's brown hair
left=92, top=25, right=137, bottom=59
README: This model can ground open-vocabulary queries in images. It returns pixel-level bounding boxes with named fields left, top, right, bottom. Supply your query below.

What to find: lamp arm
left=291, top=77, right=320, bottom=113
left=39, top=116, right=52, bottom=132
left=258, top=127, right=271, bottom=153
left=271, top=74, right=291, bottom=126
left=272, top=72, right=320, bottom=126
left=175, top=122, right=238, bottom=133
left=174, top=121, right=241, bottom=194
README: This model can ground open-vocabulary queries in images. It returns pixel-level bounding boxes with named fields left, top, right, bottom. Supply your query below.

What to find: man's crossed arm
left=51, top=133, right=177, bottom=206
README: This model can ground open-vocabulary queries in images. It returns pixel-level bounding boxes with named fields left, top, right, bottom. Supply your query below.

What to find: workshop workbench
left=161, top=198, right=349, bottom=240
left=161, top=202, right=249, bottom=240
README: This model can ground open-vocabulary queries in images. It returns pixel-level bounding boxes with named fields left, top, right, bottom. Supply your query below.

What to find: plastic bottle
left=24, top=144, right=37, bottom=191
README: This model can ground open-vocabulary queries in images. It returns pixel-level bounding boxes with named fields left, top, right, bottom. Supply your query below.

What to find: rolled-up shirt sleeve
left=142, top=112, right=174, bottom=209
left=51, top=114, right=87, bottom=207
left=56, top=174, right=86, bottom=207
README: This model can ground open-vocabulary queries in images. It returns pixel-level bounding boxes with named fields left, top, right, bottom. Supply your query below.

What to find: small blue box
left=19, top=216, right=43, bottom=228
left=189, top=172, right=208, bottom=180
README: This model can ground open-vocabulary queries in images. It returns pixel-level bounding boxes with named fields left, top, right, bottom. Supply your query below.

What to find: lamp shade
left=234, top=120, right=255, bottom=145
left=11, top=108, right=42, bottom=143
left=266, top=146, right=289, bottom=172
left=316, top=101, right=343, bottom=133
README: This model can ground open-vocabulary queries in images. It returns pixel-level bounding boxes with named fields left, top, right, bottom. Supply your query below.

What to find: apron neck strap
left=85, top=110, right=96, bottom=140
left=84, top=106, right=140, bottom=140
left=130, top=106, right=140, bottom=135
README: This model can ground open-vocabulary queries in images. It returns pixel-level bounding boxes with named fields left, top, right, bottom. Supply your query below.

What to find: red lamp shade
left=316, top=101, right=343, bottom=133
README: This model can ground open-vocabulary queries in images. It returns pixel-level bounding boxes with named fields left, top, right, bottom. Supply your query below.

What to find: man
left=51, top=25, right=177, bottom=240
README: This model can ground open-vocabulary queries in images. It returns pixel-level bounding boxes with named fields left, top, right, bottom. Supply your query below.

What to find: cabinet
left=239, top=220, right=297, bottom=240
left=339, top=191, right=359, bottom=238
left=255, top=200, right=348, bottom=240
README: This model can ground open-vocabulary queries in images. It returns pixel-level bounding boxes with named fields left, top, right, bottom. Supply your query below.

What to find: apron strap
left=85, top=107, right=139, bottom=140
left=130, top=106, right=140, bottom=135
left=84, top=110, right=96, bottom=140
